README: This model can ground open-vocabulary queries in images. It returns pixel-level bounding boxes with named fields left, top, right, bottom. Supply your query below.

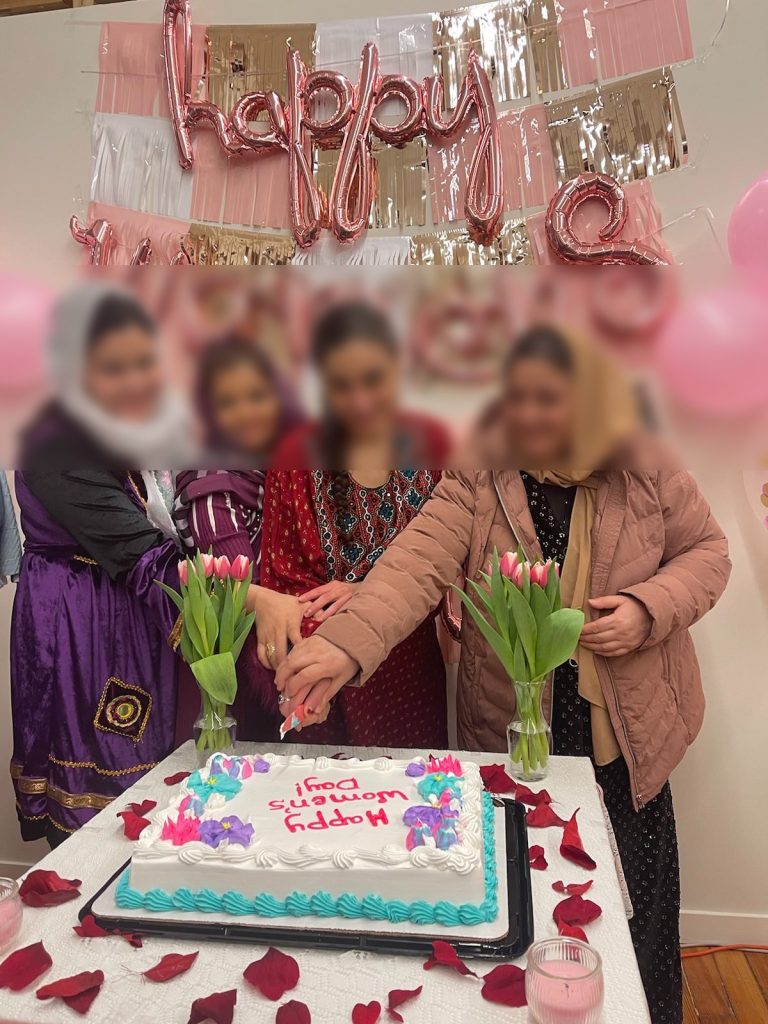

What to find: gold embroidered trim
left=93, top=675, right=152, bottom=744
left=49, top=818, right=77, bottom=834
left=48, top=754, right=158, bottom=776
left=10, top=761, right=23, bottom=779
left=169, top=613, right=183, bottom=652
left=16, top=805, right=48, bottom=822
left=47, top=784, right=114, bottom=811
left=127, top=472, right=148, bottom=509
left=73, top=554, right=99, bottom=566
left=14, top=775, right=48, bottom=795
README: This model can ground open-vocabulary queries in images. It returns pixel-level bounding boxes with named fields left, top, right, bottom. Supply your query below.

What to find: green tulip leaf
left=191, top=651, right=237, bottom=705
left=535, top=608, right=585, bottom=679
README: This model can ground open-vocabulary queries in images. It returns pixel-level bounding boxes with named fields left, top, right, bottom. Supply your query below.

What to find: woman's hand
left=298, top=581, right=357, bottom=622
left=249, top=587, right=304, bottom=669
left=580, top=595, right=653, bottom=657
left=275, top=635, right=360, bottom=728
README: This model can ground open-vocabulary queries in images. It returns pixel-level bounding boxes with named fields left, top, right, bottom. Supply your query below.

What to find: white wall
left=0, top=0, right=767, bottom=943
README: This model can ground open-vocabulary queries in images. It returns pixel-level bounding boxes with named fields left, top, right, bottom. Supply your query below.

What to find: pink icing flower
left=200, top=553, right=215, bottom=578
left=161, top=810, right=201, bottom=846
left=230, top=555, right=251, bottom=581
left=499, top=551, right=520, bottom=579
left=214, top=556, right=232, bottom=580
left=178, top=560, right=189, bottom=586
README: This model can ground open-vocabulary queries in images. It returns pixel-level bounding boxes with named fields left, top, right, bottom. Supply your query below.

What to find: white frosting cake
left=117, top=752, right=498, bottom=927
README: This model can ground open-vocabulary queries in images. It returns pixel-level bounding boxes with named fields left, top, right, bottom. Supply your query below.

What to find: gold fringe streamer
left=206, top=24, right=316, bottom=110
left=409, top=219, right=533, bottom=265
left=433, top=2, right=530, bottom=107
left=315, top=139, right=428, bottom=230
left=184, top=224, right=297, bottom=266
left=547, top=67, right=687, bottom=185
left=524, top=0, right=565, bottom=95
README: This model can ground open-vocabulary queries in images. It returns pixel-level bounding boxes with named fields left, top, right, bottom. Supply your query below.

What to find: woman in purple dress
left=173, top=337, right=305, bottom=741
left=11, top=284, right=189, bottom=846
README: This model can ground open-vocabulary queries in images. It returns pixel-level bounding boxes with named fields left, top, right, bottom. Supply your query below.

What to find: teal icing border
left=116, top=791, right=498, bottom=927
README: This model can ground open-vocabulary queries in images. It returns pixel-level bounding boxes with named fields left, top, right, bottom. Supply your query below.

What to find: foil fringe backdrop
left=546, top=67, right=687, bottom=185
left=206, top=24, right=316, bottom=110
left=433, top=1, right=530, bottom=107
left=409, top=219, right=533, bottom=265
left=183, top=224, right=296, bottom=265
left=524, top=0, right=566, bottom=96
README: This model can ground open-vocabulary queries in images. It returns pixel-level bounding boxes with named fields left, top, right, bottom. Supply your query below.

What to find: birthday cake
left=116, top=752, right=498, bottom=928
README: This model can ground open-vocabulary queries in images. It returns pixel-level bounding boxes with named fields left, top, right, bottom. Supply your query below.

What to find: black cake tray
left=80, top=798, right=534, bottom=960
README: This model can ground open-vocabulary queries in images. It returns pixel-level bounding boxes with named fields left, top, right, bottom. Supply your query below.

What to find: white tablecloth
left=1, top=744, right=651, bottom=1024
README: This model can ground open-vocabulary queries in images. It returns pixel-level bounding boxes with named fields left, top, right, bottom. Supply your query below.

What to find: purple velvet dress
left=11, top=472, right=180, bottom=843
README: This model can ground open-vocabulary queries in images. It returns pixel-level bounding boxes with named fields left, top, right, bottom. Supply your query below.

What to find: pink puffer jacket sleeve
left=316, top=472, right=477, bottom=682
left=620, top=469, right=731, bottom=646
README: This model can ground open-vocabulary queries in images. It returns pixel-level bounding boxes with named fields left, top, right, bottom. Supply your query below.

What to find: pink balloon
left=657, top=286, right=768, bottom=417
left=0, top=275, right=53, bottom=394
left=728, top=172, right=768, bottom=284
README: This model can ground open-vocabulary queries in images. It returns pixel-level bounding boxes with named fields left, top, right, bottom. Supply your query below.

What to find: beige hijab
left=526, top=332, right=638, bottom=765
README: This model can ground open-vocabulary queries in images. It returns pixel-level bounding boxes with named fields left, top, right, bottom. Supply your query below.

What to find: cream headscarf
left=524, top=331, right=638, bottom=765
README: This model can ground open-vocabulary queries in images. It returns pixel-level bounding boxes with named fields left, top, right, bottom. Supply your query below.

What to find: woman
left=263, top=301, right=451, bottom=747
left=173, top=337, right=305, bottom=740
left=276, top=326, right=731, bottom=1024
left=11, top=284, right=187, bottom=846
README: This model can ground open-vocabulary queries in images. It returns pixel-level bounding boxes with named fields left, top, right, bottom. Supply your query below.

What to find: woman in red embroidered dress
left=261, top=302, right=451, bottom=747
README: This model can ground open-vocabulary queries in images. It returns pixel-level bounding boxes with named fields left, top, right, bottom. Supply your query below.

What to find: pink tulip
left=178, top=560, right=189, bottom=586
left=499, top=551, right=520, bottom=579
left=230, top=554, right=251, bottom=581
left=513, top=563, right=525, bottom=588
left=531, top=561, right=552, bottom=587
left=200, top=553, right=215, bottom=578
left=214, top=555, right=232, bottom=580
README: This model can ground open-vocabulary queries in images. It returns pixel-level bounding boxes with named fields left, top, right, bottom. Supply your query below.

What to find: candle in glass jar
left=0, top=879, right=22, bottom=950
left=530, top=960, right=602, bottom=1022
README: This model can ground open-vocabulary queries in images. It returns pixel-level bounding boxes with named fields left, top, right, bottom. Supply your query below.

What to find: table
left=1, top=744, right=651, bottom=1023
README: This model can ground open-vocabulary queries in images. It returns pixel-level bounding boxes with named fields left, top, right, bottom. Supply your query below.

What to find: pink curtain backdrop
left=96, top=22, right=208, bottom=118
left=189, top=134, right=291, bottom=230
left=557, top=0, right=694, bottom=89
left=526, top=178, right=671, bottom=264
left=428, top=103, right=556, bottom=224
left=86, top=201, right=191, bottom=264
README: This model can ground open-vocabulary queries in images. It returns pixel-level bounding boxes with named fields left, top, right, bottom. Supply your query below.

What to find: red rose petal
left=526, top=804, right=567, bottom=829
left=37, top=970, right=104, bottom=1015
left=386, top=985, right=422, bottom=1022
left=164, top=770, right=191, bottom=785
left=552, top=880, right=594, bottom=896
left=188, top=988, right=237, bottom=1024
left=126, top=799, right=157, bottom=817
left=352, top=1001, right=381, bottom=1024
left=481, top=964, right=527, bottom=1007
left=276, top=1000, right=311, bottom=1024
left=514, top=783, right=552, bottom=807
left=560, top=810, right=597, bottom=870
left=528, top=845, right=548, bottom=871
left=553, top=894, right=603, bottom=930
left=479, top=763, right=516, bottom=794
left=74, top=913, right=143, bottom=947
left=243, top=947, right=300, bottom=1001
left=19, top=869, right=82, bottom=907
left=423, top=940, right=477, bottom=977
left=0, top=941, right=52, bottom=991
left=143, top=951, right=199, bottom=982
left=558, top=922, right=590, bottom=942
left=117, top=809, right=151, bottom=840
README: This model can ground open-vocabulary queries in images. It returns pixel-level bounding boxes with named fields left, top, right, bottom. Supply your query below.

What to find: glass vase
left=507, top=677, right=552, bottom=782
left=0, top=879, right=22, bottom=951
left=193, top=694, right=237, bottom=765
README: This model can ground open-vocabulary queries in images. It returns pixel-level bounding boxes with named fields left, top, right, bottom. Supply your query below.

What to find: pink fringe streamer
left=86, top=201, right=191, bottom=264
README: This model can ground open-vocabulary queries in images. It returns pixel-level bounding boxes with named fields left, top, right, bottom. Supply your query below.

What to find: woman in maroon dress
left=261, top=301, right=451, bottom=747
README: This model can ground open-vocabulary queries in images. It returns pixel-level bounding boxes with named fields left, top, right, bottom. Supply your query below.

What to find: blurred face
left=502, top=356, right=576, bottom=465
left=320, top=338, right=399, bottom=440
left=207, top=361, right=280, bottom=455
left=83, top=325, right=163, bottom=421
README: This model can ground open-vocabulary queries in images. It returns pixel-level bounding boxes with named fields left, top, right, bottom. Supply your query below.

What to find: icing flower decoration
left=198, top=816, right=254, bottom=849
left=161, top=810, right=201, bottom=846
left=427, top=754, right=463, bottom=777
left=187, top=769, right=242, bottom=806
left=252, top=758, right=270, bottom=774
left=405, top=759, right=426, bottom=778
left=403, top=805, right=442, bottom=851
left=417, top=772, right=463, bottom=805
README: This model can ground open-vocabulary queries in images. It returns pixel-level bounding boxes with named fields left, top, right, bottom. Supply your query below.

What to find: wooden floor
left=683, top=949, right=768, bottom=1023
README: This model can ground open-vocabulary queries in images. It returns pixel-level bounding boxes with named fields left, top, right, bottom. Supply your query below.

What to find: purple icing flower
left=403, top=805, right=443, bottom=829
left=253, top=758, right=271, bottom=774
left=405, top=760, right=426, bottom=778
left=198, top=815, right=254, bottom=849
